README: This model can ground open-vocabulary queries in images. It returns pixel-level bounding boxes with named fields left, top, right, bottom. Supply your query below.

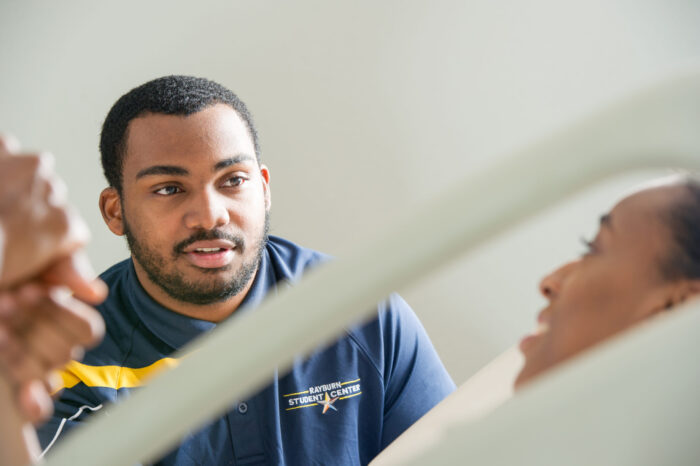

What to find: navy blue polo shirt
left=38, top=236, right=455, bottom=465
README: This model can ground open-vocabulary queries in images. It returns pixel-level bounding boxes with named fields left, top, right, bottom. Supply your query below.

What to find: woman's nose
left=539, top=260, right=578, bottom=300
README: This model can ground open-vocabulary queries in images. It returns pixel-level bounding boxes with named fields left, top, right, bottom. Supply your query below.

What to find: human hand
left=0, top=134, right=107, bottom=425
left=0, top=282, right=105, bottom=424
left=0, top=135, right=103, bottom=302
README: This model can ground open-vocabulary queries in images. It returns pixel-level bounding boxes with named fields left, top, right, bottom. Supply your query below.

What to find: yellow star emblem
left=318, top=392, right=338, bottom=414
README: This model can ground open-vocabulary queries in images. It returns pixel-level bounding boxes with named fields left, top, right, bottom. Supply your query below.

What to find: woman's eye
left=579, top=236, right=597, bottom=257
left=154, top=186, right=182, bottom=196
left=223, top=176, right=246, bottom=187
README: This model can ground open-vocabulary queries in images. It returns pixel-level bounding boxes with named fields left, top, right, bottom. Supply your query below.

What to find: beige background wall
left=1, top=0, right=699, bottom=383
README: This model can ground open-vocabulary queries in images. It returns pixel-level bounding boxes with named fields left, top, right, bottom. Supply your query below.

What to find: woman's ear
left=670, top=279, right=700, bottom=308
left=653, top=279, right=700, bottom=315
left=99, top=187, right=125, bottom=236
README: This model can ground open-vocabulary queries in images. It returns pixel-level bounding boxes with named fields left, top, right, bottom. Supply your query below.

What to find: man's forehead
left=123, top=104, right=256, bottom=170
left=126, top=104, right=251, bottom=144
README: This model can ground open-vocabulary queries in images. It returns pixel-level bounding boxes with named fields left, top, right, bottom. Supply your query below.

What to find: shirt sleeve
left=378, top=293, right=456, bottom=448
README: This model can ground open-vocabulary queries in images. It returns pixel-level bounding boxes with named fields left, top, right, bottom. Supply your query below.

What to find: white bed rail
left=45, top=68, right=700, bottom=466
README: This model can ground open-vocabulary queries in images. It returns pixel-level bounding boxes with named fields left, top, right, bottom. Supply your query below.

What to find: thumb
left=0, top=134, right=21, bottom=156
left=18, top=379, right=54, bottom=426
left=41, top=253, right=108, bottom=305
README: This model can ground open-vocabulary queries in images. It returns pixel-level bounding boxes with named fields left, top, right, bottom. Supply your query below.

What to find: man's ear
left=260, top=164, right=271, bottom=211
left=99, top=187, right=125, bottom=236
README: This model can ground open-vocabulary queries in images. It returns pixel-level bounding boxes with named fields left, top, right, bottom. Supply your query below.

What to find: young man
left=515, top=175, right=700, bottom=387
left=37, top=76, right=456, bottom=465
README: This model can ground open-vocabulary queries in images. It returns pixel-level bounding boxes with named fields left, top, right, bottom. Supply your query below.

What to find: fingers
left=0, top=145, right=90, bottom=288
left=41, top=253, right=108, bottom=305
left=17, top=379, right=54, bottom=426
left=0, top=134, right=21, bottom=156
left=23, top=315, right=77, bottom=370
left=0, top=283, right=103, bottom=426
left=0, top=283, right=45, bottom=319
left=0, top=134, right=106, bottom=428
left=16, top=375, right=62, bottom=425
left=0, top=331, right=47, bottom=392
left=45, top=288, right=105, bottom=348
left=0, top=197, right=90, bottom=288
left=0, top=289, right=104, bottom=399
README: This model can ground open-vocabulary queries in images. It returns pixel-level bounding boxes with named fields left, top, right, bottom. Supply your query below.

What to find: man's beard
left=124, top=212, right=269, bottom=305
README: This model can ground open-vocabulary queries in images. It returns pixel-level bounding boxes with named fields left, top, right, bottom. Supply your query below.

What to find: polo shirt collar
left=123, top=246, right=276, bottom=351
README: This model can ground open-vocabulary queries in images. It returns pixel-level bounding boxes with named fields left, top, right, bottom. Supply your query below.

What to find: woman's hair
left=662, top=176, right=700, bottom=280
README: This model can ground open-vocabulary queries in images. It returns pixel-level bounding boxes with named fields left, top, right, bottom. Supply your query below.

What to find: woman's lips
left=519, top=333, right=540, bottom=353
left=518, top=322, right=549, bottom=353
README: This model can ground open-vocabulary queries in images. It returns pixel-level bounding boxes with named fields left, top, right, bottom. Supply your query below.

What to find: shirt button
left=237, top=402, right=248, bottom=414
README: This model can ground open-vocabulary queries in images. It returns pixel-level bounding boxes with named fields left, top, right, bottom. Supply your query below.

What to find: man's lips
left=182, top=240, right=237, bottom=268
left=182, top=240, right=236, bottom=253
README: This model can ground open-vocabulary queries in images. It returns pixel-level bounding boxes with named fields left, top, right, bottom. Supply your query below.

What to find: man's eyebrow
left=136, top=165, right=189, bottom=179
left=134, top=155, right=255, bottom=179
left=214, top=154, right=256, bottom=171
left=600, top=213, right=613, bottom=229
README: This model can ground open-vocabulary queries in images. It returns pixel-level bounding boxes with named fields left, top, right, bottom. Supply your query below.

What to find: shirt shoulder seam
left=345, top=326, right=383, bottom=381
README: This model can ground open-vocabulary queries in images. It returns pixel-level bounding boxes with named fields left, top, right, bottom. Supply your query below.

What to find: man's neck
left=131, top=261, right=256, bottom=323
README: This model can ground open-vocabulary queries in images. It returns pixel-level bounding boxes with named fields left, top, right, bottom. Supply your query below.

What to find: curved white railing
left=392, top=295, right=700, bottom=465
left=45, top=68, right=700, bottom=465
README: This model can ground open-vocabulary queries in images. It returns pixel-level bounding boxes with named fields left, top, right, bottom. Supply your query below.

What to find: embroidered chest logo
left=284, top=378, right=362, bottom=413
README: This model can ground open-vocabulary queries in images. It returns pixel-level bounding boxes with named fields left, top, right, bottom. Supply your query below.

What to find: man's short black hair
left=99, top=75, right=260, bottom=194
left=662, top=176, right=700, bottom=281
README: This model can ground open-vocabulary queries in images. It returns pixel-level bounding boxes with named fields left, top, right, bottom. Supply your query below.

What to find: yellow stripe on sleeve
left=55, top=358, right=180, bottom=393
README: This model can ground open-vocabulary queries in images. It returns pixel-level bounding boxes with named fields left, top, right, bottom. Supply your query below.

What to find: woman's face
left=515, top=182, right=690, bottom=388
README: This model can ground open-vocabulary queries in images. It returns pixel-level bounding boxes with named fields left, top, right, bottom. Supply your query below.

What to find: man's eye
left=154, top=186, right=182, bottom=195
left=222, top=176, right=245, bottom=187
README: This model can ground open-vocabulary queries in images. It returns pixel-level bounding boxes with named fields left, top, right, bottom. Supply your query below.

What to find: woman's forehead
left=613, top=184, right=686, bottom=220
left=607, top=185, right=687, bottom=253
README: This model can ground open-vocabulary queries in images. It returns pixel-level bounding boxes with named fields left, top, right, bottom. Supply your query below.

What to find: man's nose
left=539, top=260, right=577, bottom=300
left=184, top=189, right=230, bottom=230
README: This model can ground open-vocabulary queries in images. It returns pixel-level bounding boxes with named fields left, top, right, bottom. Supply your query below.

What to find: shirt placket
left=226, top=397, right=267, bottom=465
